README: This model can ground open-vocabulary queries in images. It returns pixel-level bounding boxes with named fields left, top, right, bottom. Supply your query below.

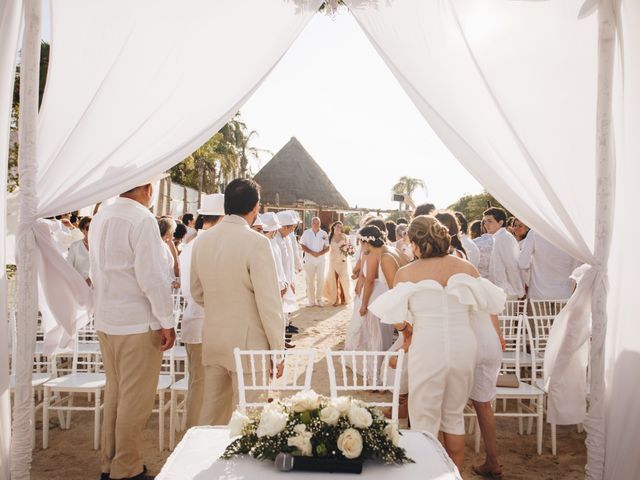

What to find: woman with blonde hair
left=370, top=215, right=505, bottom=472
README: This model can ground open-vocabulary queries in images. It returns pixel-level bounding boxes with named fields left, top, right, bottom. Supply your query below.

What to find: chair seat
left=163, top=345, right=187, bottom=361
left=45, top=373, right=106, bottom=391
left=157, top=374, right=173, bottom=391
left=170, top=377, right=189, bottom=392
left=502, top=351, right=533, bottom=366
left=77, top=343, right=101, bottom=354
left=496, top=382, right=545, bottom=398
left=9, top=373, right=51, bottom=389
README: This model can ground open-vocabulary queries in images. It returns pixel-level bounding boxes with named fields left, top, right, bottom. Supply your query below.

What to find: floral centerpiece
left=222, top=390, right=413, bottom=466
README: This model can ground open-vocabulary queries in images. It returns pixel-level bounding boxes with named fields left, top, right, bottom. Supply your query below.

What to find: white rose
left=384, top=422, right=400, bottom=447
left=319, top=405, right=341, bottom=426
left=290, top=390, right=320, bottom=413
left=332, top=396, right=352, bottom=414
left=287, top=426, right=313, bottom=456
left=256, top=408, right=288, bottom=437
left=347, top=405, right=373, bottom=429
left=337, top=428, right=363, bottom=459
left=228, top=411, right=250, bottom=437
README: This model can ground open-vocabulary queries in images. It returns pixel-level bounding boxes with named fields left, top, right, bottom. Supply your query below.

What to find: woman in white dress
left=67, top=216, right=92, bottom=285
left=369, top=215, right=505, bottom=472
left=323, top=221, right=353, bottom=306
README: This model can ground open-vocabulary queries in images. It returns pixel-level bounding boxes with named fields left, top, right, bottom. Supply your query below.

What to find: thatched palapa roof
left=254, top=137, right=349, bottom=209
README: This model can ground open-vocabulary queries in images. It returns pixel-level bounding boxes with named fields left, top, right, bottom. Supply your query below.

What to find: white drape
left=346, top=0, right=629, bottom=477
left=0, top=2, right=23, bottom=478
left=604, top=1, right=640, bottom=478
left=8, top=0, right=321, bottom=477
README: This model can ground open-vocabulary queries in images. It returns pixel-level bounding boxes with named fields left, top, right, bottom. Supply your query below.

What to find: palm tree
left=392, top=176, right=426, bottom=210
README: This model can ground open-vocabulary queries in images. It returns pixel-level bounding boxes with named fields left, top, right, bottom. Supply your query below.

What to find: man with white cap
left=300, top=217, right=330, bottom=307
left=178, top=193, right=224, bottom=428
left=90, top=173, right=176, bottom=480
left=276, top=211, right=300, bottom=318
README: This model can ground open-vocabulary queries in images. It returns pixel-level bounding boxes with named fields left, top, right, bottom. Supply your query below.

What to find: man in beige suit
left=191, top=178, right=284, bottom=425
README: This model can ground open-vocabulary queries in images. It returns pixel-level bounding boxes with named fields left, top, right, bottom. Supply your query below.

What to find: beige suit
left=191, top=215, right=285, bottom=424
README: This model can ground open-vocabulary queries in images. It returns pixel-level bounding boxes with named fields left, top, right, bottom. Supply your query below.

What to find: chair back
left=233, top=348, right=315, bottom=413
left=529, top=299, right=568, bottom=356
left=324, top=349, right=404, bottom=422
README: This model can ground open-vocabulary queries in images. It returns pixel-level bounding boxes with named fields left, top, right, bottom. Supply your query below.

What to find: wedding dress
left=370, top=273, right=505, bottom=436
left=323, top=237, right=353, bottom=304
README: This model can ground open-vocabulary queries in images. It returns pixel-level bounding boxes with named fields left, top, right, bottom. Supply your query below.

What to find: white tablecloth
left=157, top=426, right=461, bottom=479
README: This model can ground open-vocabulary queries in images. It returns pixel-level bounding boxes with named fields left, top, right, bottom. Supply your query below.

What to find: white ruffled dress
left=369, top=273, right=505, bottom=436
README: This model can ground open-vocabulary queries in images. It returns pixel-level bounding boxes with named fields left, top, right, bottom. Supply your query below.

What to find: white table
left=157, top=426, right=461, bottom=479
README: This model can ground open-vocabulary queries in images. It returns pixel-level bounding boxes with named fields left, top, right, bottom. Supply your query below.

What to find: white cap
left=253, top=214, right=264, bottom=227
left=276, top=211, right=297, bottom=226
left=284, top=210, right=302, bottom=223
left=261, top=212, right=281, bottom=232
left=197, top=193, right=225, bottom=215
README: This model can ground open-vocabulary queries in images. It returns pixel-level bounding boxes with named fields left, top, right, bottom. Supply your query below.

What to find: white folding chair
left=43, top=340, right=106, bottom=450
left=529, top=299, right=568, bottom=363
left=155, top=346, right=176, bottom=451
left=324, top=349, right=404, bottom=423
left=494, top=338, right=545, bottom=455
left=500, top=300, right=534, bottom=379
left=234, top=348, right=316, bottom=413
left=169, top=355, right=190, bottom=451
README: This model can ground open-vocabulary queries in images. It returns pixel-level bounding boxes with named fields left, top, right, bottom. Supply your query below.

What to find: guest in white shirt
left=182, top=212, right=197, bottom=243
left=512, top=218, right=530, bottom=248
left=67, top=216, right=92, bottom=286
left=158, top=216, right=180, bottom=281
left=483, top=207, right=525, bottom=299
left=90, top=175, right=176, bottom=480
left=518, top=230, right=580, bottom=300
left=178, top=194, right=224, bottom=428
left=455, top=212, right=480, bottom=268
left=299, top=217, right=330, bottom=307
left=284, top=210, right=303, bottom=272
left=275, top=211, right=299, bottom=315
left=471, top=220, right=494, bottom=279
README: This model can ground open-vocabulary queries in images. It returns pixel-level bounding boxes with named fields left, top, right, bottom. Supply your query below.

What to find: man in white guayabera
left=483, top=207, right=525, bottom=300
left=299, top=217, right=330, bottom=307
left=90, top=174, right=176, bottom=480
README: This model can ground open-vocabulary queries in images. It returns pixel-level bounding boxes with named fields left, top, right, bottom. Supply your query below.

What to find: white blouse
left=67, top=239, right=90, bottom=280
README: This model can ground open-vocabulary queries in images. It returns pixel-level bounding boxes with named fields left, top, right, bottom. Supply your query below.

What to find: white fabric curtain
left=605, top=1, right=640, bottom=478
left=0, top=2, right=23, bottom=478
left=8, top=0, right=321, bottom=477
left=346, top=0, right=628, bottom=477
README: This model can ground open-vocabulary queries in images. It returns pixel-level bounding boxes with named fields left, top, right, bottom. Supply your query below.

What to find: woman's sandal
left=472, top=464, right=503, bottom=479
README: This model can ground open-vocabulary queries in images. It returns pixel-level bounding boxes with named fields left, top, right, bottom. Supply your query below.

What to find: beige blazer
left=191, top=215, right=285, bottom=371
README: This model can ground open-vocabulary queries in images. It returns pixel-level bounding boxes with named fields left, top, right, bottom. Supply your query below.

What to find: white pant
left=304, top=255, right=326, bottom=304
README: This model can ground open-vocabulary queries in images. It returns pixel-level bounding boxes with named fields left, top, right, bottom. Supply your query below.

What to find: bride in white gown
left=370, top=215, right=505, bottom=472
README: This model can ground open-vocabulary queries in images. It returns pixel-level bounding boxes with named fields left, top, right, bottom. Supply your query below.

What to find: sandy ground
left=30, top=278, right=586, bottom=479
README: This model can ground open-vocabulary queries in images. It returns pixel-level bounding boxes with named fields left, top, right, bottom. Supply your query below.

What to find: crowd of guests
left=45, top=178, right=580, bottom=479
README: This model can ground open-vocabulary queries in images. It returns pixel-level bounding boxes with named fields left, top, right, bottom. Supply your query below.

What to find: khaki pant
left=304, top=255, right=326, bottom=304
left=185, top=343, right=204, bottom=428
left=198, top=364, right=260, bottom=426
left=98, top=330, right=162, bottom=479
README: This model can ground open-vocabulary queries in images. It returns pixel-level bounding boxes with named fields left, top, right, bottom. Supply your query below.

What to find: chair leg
left=474, top=418, right=481, bottom=454
left=517, top=400, right=523, bottom=435
left=169, top=390, right=176, bottom=451
left=158, top=391, right=165, bottom=451
left=536, top=396, right=543, bottom=455
left=43, top=387, right=50, bottom=449
left=31, top=388, right=36, bottom=448
left=551, top=423, right=557, bottom=456
left=577, top=423, right=584, bottom=433
left=65, top=393, right=74, bottom=430
left=94, top=389, right=101, bottom=450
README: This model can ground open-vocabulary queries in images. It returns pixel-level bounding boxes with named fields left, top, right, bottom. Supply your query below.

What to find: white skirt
left=469, top=311, right=502, bottom=402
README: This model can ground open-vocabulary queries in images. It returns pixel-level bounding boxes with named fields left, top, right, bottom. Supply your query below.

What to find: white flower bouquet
left=222, top=390, right=413, bottom=465
left=340, top=243, right=356, bottom=257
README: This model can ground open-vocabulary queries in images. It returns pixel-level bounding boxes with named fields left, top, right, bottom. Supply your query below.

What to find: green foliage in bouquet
left=221, top=391, right=414, bottom=465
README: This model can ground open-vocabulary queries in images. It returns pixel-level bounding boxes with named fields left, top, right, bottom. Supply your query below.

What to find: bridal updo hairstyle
left=358, top=225, right=386, bottom=248
left=408, top=215, right=451, bottom=259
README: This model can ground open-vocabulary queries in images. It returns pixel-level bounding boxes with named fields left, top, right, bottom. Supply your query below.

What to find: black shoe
left=286, top=325, right=299, bottom=334
left=285, top=342, right=296, bottom=349
left=100, top=474, right=109, bottom=480
left=285, top=333, right=294, bottom=342
left=108, top=465, right=153, bottom=480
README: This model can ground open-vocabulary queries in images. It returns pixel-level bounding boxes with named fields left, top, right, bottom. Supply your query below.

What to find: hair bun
left=408, top=215, right=451, bottom=259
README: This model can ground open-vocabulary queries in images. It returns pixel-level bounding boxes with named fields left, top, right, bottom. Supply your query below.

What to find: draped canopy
left=1, top=1, right=638, bottom=479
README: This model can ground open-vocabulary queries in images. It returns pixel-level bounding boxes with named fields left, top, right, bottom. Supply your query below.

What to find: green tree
left=391, top=176, right=426, bottom=210
left=447, top=191, right=512, bottom=223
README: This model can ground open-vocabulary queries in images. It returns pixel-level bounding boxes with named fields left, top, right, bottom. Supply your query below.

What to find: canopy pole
left=11, top=0, right=41, bottom=478
left=585, top=0, right=616, bottom=478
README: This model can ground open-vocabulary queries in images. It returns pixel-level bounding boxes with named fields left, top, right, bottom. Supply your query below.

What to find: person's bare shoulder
left=449, top=254, right=480, bottom=278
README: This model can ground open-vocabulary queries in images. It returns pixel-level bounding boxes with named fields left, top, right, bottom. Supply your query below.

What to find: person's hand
left=158, top=328, right=176, bottom=351
left=359, top=304, right=368, bottom=317
left=171, top=280, right=181, bottom=290
left=271, top=360, right=285, bottom=378
left=389, top=356, right=398, bottom=369
left=499, top=334, right=506, bottom=352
